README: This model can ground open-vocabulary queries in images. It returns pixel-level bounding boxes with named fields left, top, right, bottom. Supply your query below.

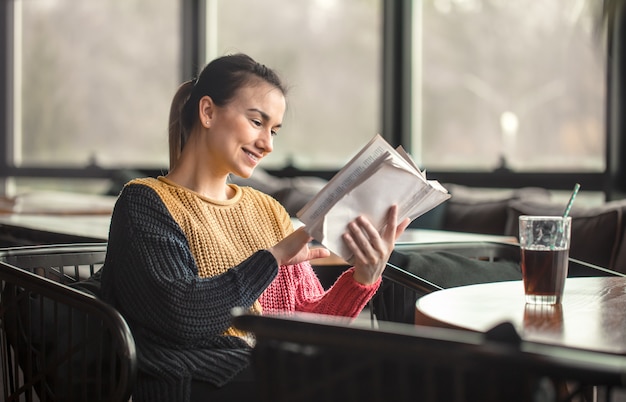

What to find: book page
left=298, top=134, right=414, bottom=223
left=297, top=134, right=450, bottom=261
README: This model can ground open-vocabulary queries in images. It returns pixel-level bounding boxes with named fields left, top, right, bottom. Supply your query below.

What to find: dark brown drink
left=520, top=247, right=569, bottom=304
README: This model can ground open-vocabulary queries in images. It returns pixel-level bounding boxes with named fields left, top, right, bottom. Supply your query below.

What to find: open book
left=297, top=134, right=451, bottom=262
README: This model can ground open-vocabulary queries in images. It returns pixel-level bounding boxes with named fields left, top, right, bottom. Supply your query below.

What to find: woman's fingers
left=269, top=227, right=312, bottom=266
left=344, top=205, right=411, bottom=285
left=308, top=246, right=331, bottom=261
left=381, top=205, right=402, bottom=243
left=342, top=229, right=367, bottom=265
left=395, top=217, right=411, bottom=240
left=271, top=206, right=408, bottom=270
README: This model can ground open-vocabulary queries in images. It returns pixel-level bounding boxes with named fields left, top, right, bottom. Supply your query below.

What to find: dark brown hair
left=168, top=53, right=286, bottom=169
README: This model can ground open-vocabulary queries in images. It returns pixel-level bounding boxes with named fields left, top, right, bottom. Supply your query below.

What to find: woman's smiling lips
left=243, top=148, right=261, bottom=164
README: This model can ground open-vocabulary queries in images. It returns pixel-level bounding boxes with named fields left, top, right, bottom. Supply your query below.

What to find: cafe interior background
left=2, top=2, right=626, bottom=401
left=0, top=0, right=624, bottom=219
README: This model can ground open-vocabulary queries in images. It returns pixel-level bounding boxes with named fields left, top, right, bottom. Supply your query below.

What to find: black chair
left=232, top=309, right=626, bottom=402
left=0, top=243, right=136, bottom=402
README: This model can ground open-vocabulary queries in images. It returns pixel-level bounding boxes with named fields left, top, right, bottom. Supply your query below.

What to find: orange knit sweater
left=134, top=177, right=380, bottom=333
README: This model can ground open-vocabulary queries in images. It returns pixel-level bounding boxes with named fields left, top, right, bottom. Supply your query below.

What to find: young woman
left=99, top=53, right=409, bottom=402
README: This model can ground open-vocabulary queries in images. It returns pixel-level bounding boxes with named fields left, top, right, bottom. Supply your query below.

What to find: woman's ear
left=198, top=95, right=214, bottom=128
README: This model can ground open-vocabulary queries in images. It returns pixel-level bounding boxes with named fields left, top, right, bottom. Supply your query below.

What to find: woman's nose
left=258, top=130, right=273, bottom=154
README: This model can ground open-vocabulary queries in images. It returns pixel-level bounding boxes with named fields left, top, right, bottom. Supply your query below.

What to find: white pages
left=297, top=134, right=451, bottom=262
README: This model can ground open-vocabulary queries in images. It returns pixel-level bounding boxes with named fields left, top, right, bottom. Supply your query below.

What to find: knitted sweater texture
left=100, top=177, right=380, bottom=402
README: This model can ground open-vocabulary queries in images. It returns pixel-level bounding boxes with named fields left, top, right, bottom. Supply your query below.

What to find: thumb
left=308, top=247, right=331, bottom=261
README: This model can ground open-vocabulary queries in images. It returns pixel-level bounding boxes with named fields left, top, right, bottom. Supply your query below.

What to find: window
left=12, top=0, right=180, bottom=169
left=208, top=0, right=382, bottom=169
left=413, top=0, right=606, bottom=173
left=3, top=0, right=622, bottom=198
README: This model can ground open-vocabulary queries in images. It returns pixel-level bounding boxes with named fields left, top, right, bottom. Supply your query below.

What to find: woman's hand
left=268, top=227, right=331, bottom=266
left=343, top=205, right=410, bottom=285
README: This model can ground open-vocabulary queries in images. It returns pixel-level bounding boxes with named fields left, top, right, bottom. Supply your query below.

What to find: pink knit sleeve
left=259, top=261, right=380, bottom=318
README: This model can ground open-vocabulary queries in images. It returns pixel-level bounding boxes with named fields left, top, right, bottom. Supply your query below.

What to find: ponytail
left=168, top=80, right=195, bottom=170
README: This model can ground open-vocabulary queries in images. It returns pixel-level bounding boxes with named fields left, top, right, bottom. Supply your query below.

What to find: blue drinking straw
left=551, top=183, right=580, bottom=250
left=563, top=183, right=580, bottom=218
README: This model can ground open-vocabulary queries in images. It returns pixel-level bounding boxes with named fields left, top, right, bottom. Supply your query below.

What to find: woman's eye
left=252, top=119, right=262, bottom=127
left=271, top=130, right=278, bottom=137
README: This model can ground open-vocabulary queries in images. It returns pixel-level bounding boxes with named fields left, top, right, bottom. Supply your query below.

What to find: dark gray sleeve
left=100, top=184, right=279, bottom=345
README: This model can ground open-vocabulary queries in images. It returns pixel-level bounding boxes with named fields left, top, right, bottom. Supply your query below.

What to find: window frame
left=0, top=0, right=624, bottom=200
left=0, top=0, right=197, bottom=185
left=267, top=0, right=625, bottom=200
left=385, top=0, right=621, bottom=199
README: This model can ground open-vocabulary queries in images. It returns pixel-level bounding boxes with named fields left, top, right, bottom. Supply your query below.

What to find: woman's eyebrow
left=248, top=108, right=282, bottom=127
left=247, top=108, right=269, bottom=120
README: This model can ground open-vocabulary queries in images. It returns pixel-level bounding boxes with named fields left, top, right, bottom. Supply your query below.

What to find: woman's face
left=204, top=81, right=286, bottom=179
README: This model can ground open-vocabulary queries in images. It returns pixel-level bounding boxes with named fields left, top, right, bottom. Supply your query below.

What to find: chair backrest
left=232, top=310, right=626, bottom=402
left=375, top=241, right=521, bottom=324
left=0, top=242, right=108, bottom=283
left=0, top=243, right=136, bottom=402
